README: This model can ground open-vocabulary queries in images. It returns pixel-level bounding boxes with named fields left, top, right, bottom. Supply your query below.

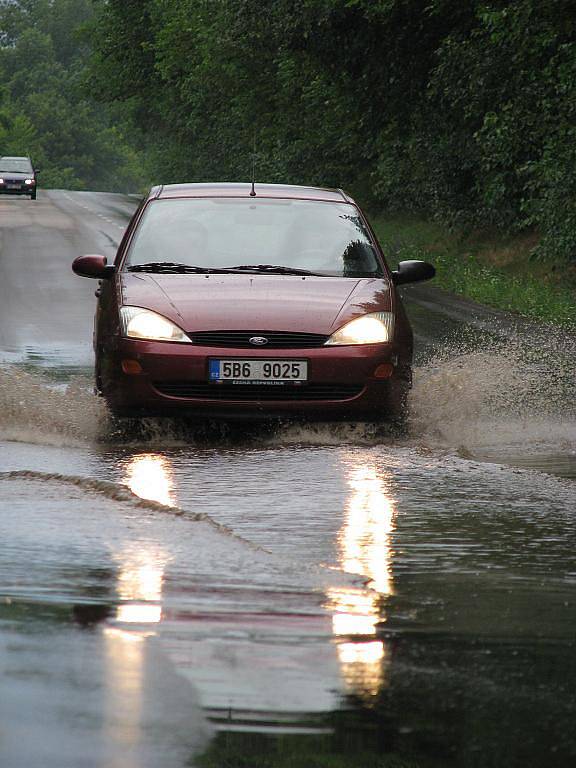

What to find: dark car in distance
left=72, top=183, right=435, bottom=422
left=0, top=156, right=38, bottom=199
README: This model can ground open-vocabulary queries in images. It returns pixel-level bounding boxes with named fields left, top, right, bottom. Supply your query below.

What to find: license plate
left=6, top=184, right=20, bottom=189
left=209, top=359, right=308, bottom=383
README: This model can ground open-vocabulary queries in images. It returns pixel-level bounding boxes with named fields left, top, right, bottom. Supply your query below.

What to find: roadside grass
left=193, top=735, right=424, bottom=768
left=370, top=215, right=576, bottom=325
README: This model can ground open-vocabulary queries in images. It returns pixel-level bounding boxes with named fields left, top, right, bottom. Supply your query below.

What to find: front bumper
left=100, top=337, right=411, bottom=421
left=0, top=183, right=35, bottom=195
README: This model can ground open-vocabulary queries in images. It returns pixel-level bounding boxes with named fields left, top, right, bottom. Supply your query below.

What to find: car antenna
left=250, top=133, right=257, bottom=197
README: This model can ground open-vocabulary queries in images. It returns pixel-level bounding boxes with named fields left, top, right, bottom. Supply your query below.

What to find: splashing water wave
left=1, top=327, right=575, bottom=457
left=0, top=469, right=266, bottom=549
left=410, top=330, right=576, bottom=454
left=0, top=368, right=106, bottom=446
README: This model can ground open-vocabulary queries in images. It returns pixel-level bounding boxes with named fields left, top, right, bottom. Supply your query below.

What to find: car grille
left=153, top=382, right=363, bottom=401
left=188, top=331, right=329, bottom=348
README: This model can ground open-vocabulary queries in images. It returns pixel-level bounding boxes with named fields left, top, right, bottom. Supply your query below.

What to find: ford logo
left=249, top=336, right=269, bottom=346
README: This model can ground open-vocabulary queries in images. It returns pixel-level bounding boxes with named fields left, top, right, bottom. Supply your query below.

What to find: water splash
left=0, top=367, right=106, bottom=446
left=410, top=329, right=576, bottom=455
left=1, top=326, right=575, bottom=458
left=0, top=469, right=265, bottom=547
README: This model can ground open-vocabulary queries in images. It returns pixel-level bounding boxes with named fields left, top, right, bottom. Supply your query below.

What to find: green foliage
left=372, top=214, right=576, bottom=325
left=4, top=0, right=575, bottom=270
left=0, top=102, right=38, bottom=155
left=0, top=0, right=147, bottom=191
left=86, top=0, right=576, bottom=268
left=194, top=729, right=424, bottom=768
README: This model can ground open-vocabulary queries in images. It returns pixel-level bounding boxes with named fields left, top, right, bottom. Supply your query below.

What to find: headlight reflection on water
left=114, top=544, right=168, bottom=626
left=103, top=626, right=148, bottom=768
left=124, top=453, right=176, bottom=507
left=101, top=545, right=169, bottom=763
left=328, top=454, right=397, bottom=701
left=119, top=454, right=175, bottom=624
left=339, top=460, right=396, bottom=595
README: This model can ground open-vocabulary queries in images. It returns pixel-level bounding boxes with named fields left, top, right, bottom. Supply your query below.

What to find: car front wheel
left=378, top=366, right=412, bottom=431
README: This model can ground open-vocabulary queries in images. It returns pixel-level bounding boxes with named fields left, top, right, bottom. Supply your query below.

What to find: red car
left=72, top=183, right=434, bottom=422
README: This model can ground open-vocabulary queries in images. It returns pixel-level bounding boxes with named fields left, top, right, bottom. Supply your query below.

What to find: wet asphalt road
left=1, top=190, right=576, bottom=768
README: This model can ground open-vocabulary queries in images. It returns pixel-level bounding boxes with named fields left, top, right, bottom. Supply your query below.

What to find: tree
left=0, top=0, right=146, bottom=191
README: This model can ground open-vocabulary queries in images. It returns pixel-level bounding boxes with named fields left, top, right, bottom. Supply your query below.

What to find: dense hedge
left=0, top=0, right=143, bottom=191
left=86, top=0, right=576, bottom=261
left=3, top=0, right=576, bottom=263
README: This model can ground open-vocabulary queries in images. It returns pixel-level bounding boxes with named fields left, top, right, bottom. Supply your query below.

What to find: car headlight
left=25, top=179, right=34, bottom=185
left=326, top=312, right=394, bottom=345
left=119, top=306, right=191, bottom=342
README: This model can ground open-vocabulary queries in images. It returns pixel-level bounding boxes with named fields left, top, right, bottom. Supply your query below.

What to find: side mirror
left=72, top=254, right=114, bottom=280
left=391, top=260, right=435, bottom=286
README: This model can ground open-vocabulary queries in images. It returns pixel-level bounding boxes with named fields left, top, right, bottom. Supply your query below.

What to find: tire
left=384, top=367, right=412, bottom=433
left=94, top=363, right=104, bottom=397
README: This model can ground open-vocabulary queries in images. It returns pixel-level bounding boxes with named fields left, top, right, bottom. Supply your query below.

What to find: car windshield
left=0, top=158, right=33, bottom=173
left=125, top=198, right=384, bottom=277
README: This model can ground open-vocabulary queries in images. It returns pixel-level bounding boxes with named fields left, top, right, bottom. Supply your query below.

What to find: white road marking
left=61, top=192, right=127, bottom=229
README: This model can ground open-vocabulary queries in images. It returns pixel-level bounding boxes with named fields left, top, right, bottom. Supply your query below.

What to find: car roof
left=153, top=182, right=354, bottom=204
left=0, top=156, right=32, bottom=162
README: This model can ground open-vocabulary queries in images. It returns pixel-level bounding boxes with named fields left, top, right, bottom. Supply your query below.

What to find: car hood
left=0, top=171, right=30, bottom=180
left=119, top=274, right=392, bottom=334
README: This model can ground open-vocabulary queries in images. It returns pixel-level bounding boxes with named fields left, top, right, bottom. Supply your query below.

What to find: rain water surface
left=1, top=193, right=575, bottom=768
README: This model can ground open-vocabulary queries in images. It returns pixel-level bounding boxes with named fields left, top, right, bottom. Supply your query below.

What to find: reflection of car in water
left=72, top=183, right=435, bottom=422
left=0, top=156, right=38, bottom=199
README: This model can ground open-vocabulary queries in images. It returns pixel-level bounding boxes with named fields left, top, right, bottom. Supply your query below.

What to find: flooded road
left=1, top=191, right=575, bottom=767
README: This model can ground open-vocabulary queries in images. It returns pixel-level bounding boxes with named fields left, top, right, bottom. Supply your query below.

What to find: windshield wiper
left=230, top=264, right=324, bottom=276
left=127, top=262, right=236, bottom=274
left=127, top=262, right=326, bottom=276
